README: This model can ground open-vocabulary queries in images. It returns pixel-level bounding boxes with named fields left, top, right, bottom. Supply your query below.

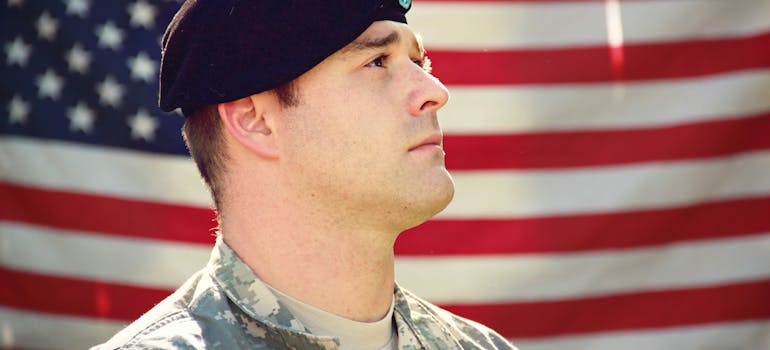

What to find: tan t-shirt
left=266, top=284, right=397, bottom=350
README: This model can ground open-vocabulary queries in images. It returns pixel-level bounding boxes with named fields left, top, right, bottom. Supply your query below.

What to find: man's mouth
left=409, top=133, right=443, bottom=152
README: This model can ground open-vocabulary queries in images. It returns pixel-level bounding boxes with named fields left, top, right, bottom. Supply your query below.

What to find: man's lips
left=409, top=133, right=443, bottom=152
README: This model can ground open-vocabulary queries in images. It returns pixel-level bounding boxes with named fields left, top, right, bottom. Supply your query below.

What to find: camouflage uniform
left=94, top=237, right=517, bottom=350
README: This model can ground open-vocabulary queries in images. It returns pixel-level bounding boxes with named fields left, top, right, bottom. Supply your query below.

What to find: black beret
left=159, top=0, right=412, bottom=114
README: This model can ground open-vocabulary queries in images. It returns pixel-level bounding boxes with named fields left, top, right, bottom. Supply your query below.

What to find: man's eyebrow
left=340, top=31, right=401, bottom=56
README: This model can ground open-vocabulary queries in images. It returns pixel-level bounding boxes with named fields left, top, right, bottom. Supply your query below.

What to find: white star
left=95, top=75, right=125, bottom=108
left=95, top=21, right=124, bottom=51
left=8, top=0, right=24, bottom=7
left=66, top=42, right=92, bottom=74
left=65, top=0, right=90, bottom=18
left=67, top=101, right=96, bottom=133
left=36, top=69, right=65, bottom=100
left=127, top=109, right=159, bottom=142
left=127, top=0, right=157, bottom=29
left=4, top=36, right=32, bottom=67
left=36, top=11, right=59, bottom=41
left=8, top=95, right=30, bottom=125
left=127, top=51, right=157, bottom=83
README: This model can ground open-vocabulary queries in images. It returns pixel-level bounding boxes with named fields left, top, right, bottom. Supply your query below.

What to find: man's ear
left=218, top=93, right=279, bottom=159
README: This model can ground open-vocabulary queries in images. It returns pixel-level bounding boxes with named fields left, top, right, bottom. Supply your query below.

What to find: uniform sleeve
left=417, top=299, right=516, bottom=350
left=449, top=312, right=518, bottom=350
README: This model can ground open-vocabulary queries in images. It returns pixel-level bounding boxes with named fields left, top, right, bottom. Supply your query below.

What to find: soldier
left=94, top=0, right=516, bottom=349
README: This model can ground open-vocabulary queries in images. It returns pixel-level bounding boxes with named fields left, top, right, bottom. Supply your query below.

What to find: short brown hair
left=182, top=81, right=299, bottom=209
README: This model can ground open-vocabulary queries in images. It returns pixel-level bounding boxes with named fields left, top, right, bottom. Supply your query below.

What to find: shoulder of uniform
left=93, top=310, right=206, bottom=350
left=93, top=307, right=277, bottom=350
left=441, top=310, right=519, bottom=350
left=92, top=272, right=240, bottom=349
left=395, top=286, right=518, bottom=350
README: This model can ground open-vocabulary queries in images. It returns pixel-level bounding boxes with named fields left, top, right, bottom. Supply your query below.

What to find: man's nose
left=406, top=64, right=450, bottom=117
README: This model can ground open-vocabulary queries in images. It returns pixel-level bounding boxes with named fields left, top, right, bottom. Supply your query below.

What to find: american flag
left=2, top=0, right=769, bottom=349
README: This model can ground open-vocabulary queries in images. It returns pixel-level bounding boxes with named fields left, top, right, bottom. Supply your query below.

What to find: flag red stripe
left=3, top=266, right=768, bottom=338
left=430, top=32, right=770, bottom=85
left=444, top=113, right=770, bottom=170
left=442, top=279, right=770, bottom=338
left=0, top=266, right=170, bottom=321
left=2, top=183, right=768, bottom=255
left=0, top=182, right=217, bottom=245
left=398, top=196, right=770, bottom=255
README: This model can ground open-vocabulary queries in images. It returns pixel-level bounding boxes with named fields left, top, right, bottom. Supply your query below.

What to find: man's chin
left=400, top=180, right=455, bottom=231
left=427, top=186, right=455, bottom=219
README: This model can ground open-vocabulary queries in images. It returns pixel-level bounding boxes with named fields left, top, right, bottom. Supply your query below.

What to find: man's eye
left=415, top=55, right=433, bottom=73
left=365, top=55, right=388, bottom=68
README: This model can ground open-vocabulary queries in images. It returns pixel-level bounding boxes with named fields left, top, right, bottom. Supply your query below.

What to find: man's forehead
left=338, top=21, right=424, bottom=57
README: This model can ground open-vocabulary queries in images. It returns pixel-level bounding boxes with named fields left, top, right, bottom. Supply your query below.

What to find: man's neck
left=220, top=211, right=398, bottom=322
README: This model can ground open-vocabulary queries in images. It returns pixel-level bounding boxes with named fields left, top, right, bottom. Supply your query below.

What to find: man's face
left=276, top=20, right=453, bottom=233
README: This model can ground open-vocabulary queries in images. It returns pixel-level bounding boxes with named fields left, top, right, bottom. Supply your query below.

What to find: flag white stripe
left=4, top=221, right=769, bottom=304
left=0, top=307, right=124, bottom=350
left=443, top=151, right=770, bottom=218
left=0, top=136, right=212, bottom=207
left=511, top=320, right=770, bottom=350
left=397, top=233, right=770, bottom=303
left=441, top=70, right=770, bottom=134
left=0, top=222, right=208, bottom=289
left=410, top=0, right=770, bottom=49
left=3, top=137, right=770, bottom=218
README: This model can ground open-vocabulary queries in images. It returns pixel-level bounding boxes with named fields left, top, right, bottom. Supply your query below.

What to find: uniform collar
left=207, top=236, right=340, bottom=349
left=393, top=285, right=464, bottom=350
left=207, top=236, right=464, bottom=350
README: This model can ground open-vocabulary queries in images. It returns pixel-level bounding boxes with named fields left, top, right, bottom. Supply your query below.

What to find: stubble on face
left=275, top=21, right=454, bottom=234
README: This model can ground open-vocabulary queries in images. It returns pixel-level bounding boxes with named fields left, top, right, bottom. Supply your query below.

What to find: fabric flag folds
left=1, top=0, right=769, bottom=349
